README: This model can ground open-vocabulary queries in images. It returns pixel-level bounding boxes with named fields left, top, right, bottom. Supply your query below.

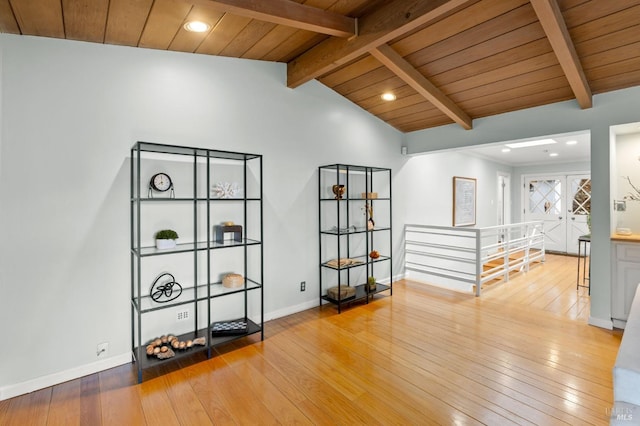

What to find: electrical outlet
left=177, top=309, right=190, bottom=322
left=96, top=342, right=109, bottom=358
left=300, top=281, right=306, bottom=291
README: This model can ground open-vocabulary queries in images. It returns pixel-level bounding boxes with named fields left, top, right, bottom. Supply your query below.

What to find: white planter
left=156, top=239, right=176, bottom=250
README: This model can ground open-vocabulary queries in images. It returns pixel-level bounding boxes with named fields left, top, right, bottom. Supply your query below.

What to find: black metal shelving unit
left=318, top=164, right=392, bottom=313
left=131, top=141, right=263, bottom=382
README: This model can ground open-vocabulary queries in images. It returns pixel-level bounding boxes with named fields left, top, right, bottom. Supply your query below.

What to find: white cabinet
left=612, top=242, right=640, bottom=327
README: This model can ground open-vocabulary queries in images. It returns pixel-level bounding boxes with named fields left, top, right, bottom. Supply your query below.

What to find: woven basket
left=327, top=285, right=356, bottom=300
left=222, top=273, right=244, bottom=288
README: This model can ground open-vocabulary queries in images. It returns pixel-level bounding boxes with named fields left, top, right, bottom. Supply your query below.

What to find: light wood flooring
left=0, top=254, right=621, bottom=425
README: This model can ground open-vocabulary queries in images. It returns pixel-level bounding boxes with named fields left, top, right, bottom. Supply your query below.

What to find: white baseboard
left=2, top=276, right=407, bottom=401
left=264, top=299, right=319, bottom=322
left=589, top=315, right=614, bottom=330
left=0, top=353, right=131, bottom=401
left=612, top=318, right=627, bottom=330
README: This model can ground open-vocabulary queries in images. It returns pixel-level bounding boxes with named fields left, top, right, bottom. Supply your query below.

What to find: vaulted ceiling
left=1, top=0, right=639, bottom=133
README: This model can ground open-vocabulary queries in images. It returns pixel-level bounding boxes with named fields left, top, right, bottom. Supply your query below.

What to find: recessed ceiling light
left=184, top=21, right=211, bottom=33
left=501, top=148, right=511, bottom=153
left=549, top=152, right=559, bottom=157
left=381, top=92, right=396, bottom=101
left=505, top=138, right=556, bottom=149
left=566, top=140, right=578, bottom=145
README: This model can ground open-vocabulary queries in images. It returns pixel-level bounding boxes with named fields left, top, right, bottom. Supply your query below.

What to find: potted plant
left=155, top=229, right=179, bottom=249
left=367, top=276, right=377, bottom=292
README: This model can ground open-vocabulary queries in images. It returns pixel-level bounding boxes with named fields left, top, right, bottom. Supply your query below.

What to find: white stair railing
left=405, top=221, right=545, bottom=296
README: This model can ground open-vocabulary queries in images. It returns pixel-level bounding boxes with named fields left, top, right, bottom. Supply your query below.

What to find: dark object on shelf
left=148, top=172, right=175, bottom=198
left=215, top=224, right=243, bottom=243
left=327, top=285, right=356, bottom=301
left=332, top=184, right=345, bottom=199
left=150, top=272, right=182, bottom=303
left=211, top=319, right=248, bottom=336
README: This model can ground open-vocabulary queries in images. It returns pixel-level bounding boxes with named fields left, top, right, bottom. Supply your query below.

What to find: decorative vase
left=332, top=184, right=345, bottom=199
left=156, top=239, right=176, bottom=250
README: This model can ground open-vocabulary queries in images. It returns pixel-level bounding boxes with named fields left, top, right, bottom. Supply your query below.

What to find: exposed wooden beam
left=371, top=44, right=472, bottom=130
left=530, top=0, right=592, bottom=108
left=189, top=0, right=356, bottom=38
left=287, top=0, right=477, bottom=88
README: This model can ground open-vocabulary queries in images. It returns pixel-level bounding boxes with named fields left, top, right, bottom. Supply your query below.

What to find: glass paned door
left=526, top=177, right=565, bottom=252
left=523, top=174, right=591, bottom=254
left=567, top=175, right=591, bottom=254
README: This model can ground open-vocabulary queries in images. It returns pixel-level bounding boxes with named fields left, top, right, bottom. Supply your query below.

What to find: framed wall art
left=453, top=176, right=476, bottom=227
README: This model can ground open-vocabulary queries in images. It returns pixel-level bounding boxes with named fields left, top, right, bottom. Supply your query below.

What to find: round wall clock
left=148, top=173, right=175, bottom=198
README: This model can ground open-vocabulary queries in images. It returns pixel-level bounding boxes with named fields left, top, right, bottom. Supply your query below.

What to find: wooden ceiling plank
left=393, top=0, right=530, bottom=57
left=188, top=0, right=355, bottom=37
left=388, top=111, right=453, bottom=129
left=197, top=13, right=252, bottom=56
left=378, top=102, right=442, bottom=122
left=461, top=85, right=574, bottom=118
left=10, top=0, right=64, bottom=37
left=430, top=38, right=552, bottom=88
left=530, top=0, right=592, bottom=108
left=343, top=75, right=407, bottom=104
left=272, top=32, right=326, bottom=62
left=224, top=20, right=278, bottom=58
left=439, top=52, right=559, bottom=96
left=586, top=57, right=640, bottom=83
left=580, top=41, right=640, bottom=71
left=242, top=22, right=292, bottom=60
left=403, top=4, right=541, bottom=70
left=287, top=0, right=478, bottom=88
left=562, top=0, right=640, bottom=29
left=169, top=7, right=225, bottom=53
left=410, top=20, right=547, bottom=81
left=319, top=55, right=382, bottom=87
left=332, top=65, right=395, bottom=96
left=450, top=67, right=566, bottom=104
left=371, top=44, right=472, bottom=130
left=63, top=0, right=109, bottom=43
left=591, top=69, right=640, bottom=95
left=0, top=0, right=20, bottom=34
left=568, top=4, right=640, bottom=44
left=574, top=25, right=640, bottom=59
left=368, top=93, right=426, bottom=116
left=251, top=25, right=298, bottom=62
left=105, top=0, right=154, bottom=46
left=138, top=0, right=192, bottom=50
left=359, top=85, right=421, bottom=110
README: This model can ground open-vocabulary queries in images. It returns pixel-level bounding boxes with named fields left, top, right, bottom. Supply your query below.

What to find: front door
left=523, top=174, right=591, bottom=254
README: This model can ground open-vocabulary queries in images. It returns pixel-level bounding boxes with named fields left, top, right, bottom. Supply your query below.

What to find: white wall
left=405, top=85, right=640, bottom=330
left=613, top=133, right=640, bottom=232
left=0, top=34, right=407, bottom=398
left=400, top=151, right=512, bottom=227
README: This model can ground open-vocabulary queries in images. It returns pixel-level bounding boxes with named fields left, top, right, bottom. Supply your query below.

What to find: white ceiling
left=463, top=131, right=591, bottom=167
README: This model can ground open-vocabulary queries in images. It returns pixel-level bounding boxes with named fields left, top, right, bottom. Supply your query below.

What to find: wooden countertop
left=611, top=233, right=640, bottom=242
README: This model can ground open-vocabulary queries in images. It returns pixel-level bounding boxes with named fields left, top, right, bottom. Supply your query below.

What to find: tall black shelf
left=318, top=164, right=392, bottom=313
left=130, top=141, right=263, bottom=382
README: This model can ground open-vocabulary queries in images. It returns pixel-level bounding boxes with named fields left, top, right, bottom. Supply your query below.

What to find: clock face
left=151, top=173, right=172, bottom=192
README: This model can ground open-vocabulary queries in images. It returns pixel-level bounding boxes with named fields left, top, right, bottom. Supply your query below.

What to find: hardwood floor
left=0, top=254, right=621, bottom=425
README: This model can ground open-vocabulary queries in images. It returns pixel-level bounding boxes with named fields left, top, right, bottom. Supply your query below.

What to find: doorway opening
left=522, top=173, right=591, bottom=254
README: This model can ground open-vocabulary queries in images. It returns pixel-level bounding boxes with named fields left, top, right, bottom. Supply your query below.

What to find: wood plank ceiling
left=1, top=0, right=639, bottom=133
